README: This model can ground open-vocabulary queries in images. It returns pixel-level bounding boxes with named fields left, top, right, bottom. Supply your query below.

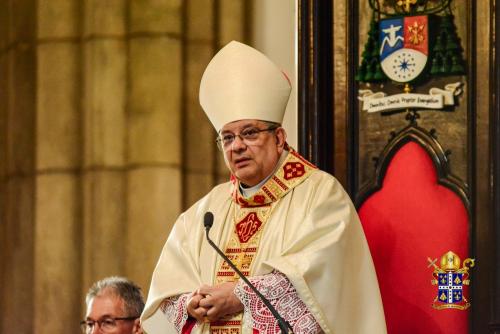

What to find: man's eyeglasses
left=80, top=316, right=139, bottom=333
left=216, top=126, right=278, bottom=151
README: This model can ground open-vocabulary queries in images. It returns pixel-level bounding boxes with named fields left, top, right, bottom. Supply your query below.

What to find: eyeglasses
left=80, top=316, right=139, bottom=333
left=216, top=126, right=278, bottom=151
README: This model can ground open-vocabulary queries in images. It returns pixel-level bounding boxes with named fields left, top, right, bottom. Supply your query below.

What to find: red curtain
left=359, top=141, right=469, bottom=334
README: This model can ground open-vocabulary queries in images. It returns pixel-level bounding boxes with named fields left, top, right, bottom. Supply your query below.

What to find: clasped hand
left=186, top=281, right=243, bottom=322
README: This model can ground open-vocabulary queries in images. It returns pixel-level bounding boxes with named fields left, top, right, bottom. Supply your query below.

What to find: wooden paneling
left=298, top=0, right=334, bottom=174
left=298, top=0, right=499, bottom=332
left=489, top=0, right=500, bottom=331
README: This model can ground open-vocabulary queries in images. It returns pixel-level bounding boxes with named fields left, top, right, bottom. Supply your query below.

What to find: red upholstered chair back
left=358, top=131, right=470, bottom=334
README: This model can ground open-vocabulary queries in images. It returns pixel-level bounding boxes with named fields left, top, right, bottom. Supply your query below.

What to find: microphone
left=203, top=212, right=293, bottom=333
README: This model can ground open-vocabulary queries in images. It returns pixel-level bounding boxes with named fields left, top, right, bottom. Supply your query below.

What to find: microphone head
left=204, top=212, right=214, bottom=229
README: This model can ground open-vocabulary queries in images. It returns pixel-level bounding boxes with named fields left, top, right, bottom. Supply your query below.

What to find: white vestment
left=142, top=150, right=386, bottom=334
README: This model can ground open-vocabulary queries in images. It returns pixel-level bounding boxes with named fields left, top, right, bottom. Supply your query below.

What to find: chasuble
left=141, top=149, right=386, bottom=334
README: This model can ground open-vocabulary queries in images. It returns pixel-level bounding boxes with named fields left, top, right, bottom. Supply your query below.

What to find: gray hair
left=262, top=121, right=281, bottom=128
left=85, top=276, right=145, bottom=317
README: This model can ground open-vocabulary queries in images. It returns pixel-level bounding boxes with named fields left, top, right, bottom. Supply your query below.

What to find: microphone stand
left=205, top=226, right=294, bottom=334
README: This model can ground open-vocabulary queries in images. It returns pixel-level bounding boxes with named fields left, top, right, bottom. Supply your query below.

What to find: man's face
left=85, top=293, right=141, bottom=334
left=220, top=119, right=286, bottom=187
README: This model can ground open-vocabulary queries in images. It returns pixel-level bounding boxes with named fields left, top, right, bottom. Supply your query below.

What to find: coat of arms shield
left=379, top=15, right=429, bottom=82
left=430, top=251, right=474, bottom=310
left=437, top=272, right=464, bottom=304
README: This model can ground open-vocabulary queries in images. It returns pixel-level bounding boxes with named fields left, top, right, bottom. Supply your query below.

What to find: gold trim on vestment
left=210, top=149, right=317, bottom=333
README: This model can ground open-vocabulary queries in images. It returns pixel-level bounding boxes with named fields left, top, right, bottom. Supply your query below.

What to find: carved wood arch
left=355, top=124, right=470, bottom=212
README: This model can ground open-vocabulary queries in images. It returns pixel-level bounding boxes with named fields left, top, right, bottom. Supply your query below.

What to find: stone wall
left=0, top=0, right=249, bottom=332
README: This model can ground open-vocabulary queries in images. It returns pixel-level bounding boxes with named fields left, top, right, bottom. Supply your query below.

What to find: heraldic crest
left=357, top=0, right=466, bottom=117
left=428, top=251, right=475, bottom=310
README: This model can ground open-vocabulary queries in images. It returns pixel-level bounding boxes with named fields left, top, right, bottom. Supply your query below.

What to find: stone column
left=35, top=1, right=81, bottom=332
left=0, top=1, right=7, bottom=327
left=184, top=0, right=218, bottom=207
left=0, top=1, right=251, bottom=333
left=125, top=0, right=183, bottom=291
left=80, top=0, right=128, bottom=299
left=0, top=1, right=36, bottom=333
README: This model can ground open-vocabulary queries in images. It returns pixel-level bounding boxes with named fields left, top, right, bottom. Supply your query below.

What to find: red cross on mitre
left=283, top=162, right=305, bottom=180
left=236, top=212, right=263, bottom=243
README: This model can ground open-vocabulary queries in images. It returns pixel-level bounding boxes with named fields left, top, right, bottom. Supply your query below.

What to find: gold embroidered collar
left=230, top=148, right=317, bottom=207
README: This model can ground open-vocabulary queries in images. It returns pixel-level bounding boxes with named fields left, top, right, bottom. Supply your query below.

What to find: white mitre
left=199, top=41, right=292, bottom=131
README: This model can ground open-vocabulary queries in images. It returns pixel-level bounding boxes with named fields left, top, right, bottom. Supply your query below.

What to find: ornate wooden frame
left=355, top=124, right=470, bottom=211
left=297, top=0, right=334, bottom=174
left=297, top=0, right=499, bottom=332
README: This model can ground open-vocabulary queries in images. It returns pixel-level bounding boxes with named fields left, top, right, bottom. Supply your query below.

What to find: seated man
left=141, top=41, right=386, bottom=334
left=81, top=276, right=144, bottom=334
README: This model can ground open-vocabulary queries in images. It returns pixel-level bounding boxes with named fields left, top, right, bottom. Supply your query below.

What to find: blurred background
left=0, top=1, right=295, bottom=332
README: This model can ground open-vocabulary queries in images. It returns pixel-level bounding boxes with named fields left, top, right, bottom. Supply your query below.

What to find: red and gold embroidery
left=215, top=206, right=272, bottom=280
left=212, top=206, right=272, bottom=333
left=283, top=161, right=305, bottom=180
left=236, top=212, right=263, bottom=243
left=253, top=194, right=265, bottom=204
left=272, top=175, right=289, bottom=191
left=212, top=148, right=317, bottom=334
left=230, top=148, right=317, bottom=207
